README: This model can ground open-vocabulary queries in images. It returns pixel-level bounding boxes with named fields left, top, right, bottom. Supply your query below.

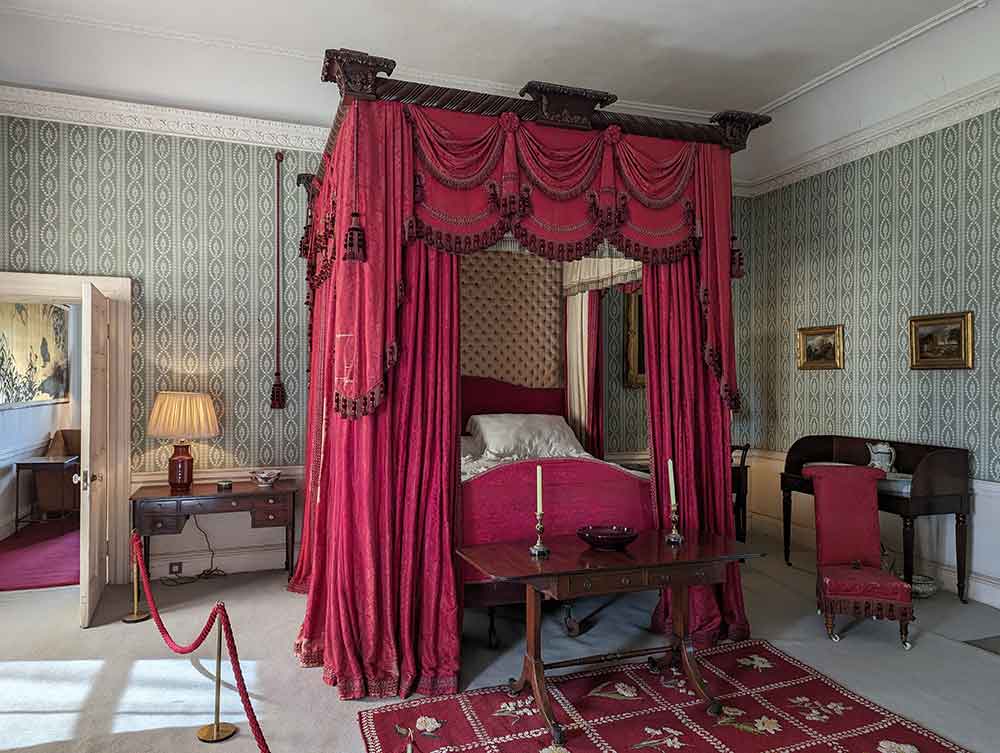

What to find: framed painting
left=796, top=325, right=844, bottom=370
left=624, top=291, right=645, bottom=388
left=0, top=302, right=70, bottom=408
left=908, top=311, right=973, bottom=369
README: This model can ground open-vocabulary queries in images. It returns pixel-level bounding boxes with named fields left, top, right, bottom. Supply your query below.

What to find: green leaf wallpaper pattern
left=732, top=107, right=1000, bottom=481
left=603, top=287, right=648, bottom=454
left=2, top=116, right=319, bottom=473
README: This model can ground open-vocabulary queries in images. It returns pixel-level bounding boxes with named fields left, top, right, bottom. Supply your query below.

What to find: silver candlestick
left=666, top=498, right=684, bottom=546
left=529, top=512, right=550, bottom=558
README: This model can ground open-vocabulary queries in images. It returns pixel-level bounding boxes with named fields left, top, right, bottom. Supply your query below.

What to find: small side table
left=14, top=455, right=80, bottom=534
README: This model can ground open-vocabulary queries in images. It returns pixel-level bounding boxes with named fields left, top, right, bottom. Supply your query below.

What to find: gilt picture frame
left=796, top=325, right=844, bottom=370
left=908, top=311, right=973, bottom=370
left=624, top=291, right=646, bottom=388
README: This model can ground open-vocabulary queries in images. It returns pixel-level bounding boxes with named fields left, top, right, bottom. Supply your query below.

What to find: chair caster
left=830, top=633, right=840, bottom=643
left=902, top=641, right=912, bottom=651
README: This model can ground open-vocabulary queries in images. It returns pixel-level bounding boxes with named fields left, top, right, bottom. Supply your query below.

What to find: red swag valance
left=300, top=99, right=738, bottom=418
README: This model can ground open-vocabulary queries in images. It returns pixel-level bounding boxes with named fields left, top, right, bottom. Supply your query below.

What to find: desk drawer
left=253, top=494, right=291, bottom=512
left=251, top=508, right=289, bottom=527
left=648, top=562, right=725, bottom=587
left=180, top=497, right=254, bottom=514
left=143, top=515, right=183, bottom=535
left=139, top=499, right=179, bottom=515
left=567, top=570, right=644, bottom=597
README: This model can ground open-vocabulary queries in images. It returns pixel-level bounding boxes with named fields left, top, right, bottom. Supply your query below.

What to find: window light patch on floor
left=0, top=660, right=104, bottom=748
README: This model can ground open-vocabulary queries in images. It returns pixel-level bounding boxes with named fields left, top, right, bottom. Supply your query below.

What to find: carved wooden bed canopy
left=300, top=47, right=771, bottom=182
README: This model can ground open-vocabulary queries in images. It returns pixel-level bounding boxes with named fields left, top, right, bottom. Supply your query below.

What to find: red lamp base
left=168, top=443, right=194, bottom=495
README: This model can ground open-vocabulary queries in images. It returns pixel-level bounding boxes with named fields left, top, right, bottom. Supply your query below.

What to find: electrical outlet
left=168, top=562, right=183, bottom=575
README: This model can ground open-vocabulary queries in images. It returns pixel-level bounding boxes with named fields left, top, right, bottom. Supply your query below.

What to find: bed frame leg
left=487, top=607, right=499, bottom=649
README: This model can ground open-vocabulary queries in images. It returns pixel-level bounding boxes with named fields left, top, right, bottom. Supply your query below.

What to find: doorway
left=0, top=272, right=131, bottom=626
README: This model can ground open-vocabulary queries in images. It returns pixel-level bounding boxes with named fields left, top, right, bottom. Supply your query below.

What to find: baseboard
left=148, top=541, right=290, bottom=580
left=0, top=519, right=14, bottom=543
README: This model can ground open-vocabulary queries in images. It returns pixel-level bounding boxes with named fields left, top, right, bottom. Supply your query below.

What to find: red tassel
left=343, top=212, right=366, bottom=261
left=270, top=375, right=287, bottom=409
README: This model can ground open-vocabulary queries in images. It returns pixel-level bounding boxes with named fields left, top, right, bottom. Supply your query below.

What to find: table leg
left=671, top=582, right=721, bottom=716
left=14, top=467, right=21, bottom=535
left=782, top=489, right=792, bottom=565
left=956, top=512, right=969, bottom=603
left=507, top=585, right=565, bottom=746
left=902, top=516, right=915, bottom=585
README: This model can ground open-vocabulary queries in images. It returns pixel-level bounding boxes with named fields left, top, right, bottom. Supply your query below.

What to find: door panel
left=80, top=283, right=110, bottom=628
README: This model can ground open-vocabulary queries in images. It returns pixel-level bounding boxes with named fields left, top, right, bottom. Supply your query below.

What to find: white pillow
left=465, top=414, right=588, bottom=460
left=460, top=434, right=484, bottom=461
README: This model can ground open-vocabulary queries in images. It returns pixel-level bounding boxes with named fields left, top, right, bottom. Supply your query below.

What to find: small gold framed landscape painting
left=908, top=311, right=973, bottom=369
left=796, top=325, right=844, bottom=370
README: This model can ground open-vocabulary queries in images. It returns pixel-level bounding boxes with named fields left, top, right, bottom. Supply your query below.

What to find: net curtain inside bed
left=290, top=99, right=746, bottom=700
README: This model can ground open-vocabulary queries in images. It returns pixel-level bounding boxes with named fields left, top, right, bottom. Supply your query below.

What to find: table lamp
left=147, top=391, right=220, bottom=494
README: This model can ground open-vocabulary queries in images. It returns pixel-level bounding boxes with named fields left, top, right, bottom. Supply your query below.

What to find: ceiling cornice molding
left=756, top=0, right=989, bottom=114
left=734, top=71, right=1000, bottom=197
left=0, top=84, right=328, bottom=152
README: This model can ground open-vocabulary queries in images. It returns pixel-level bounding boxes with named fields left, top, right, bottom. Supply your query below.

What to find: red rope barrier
left=130, top=532, right=272, bottom=753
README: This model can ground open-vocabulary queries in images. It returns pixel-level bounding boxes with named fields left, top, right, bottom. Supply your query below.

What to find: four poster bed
left=288, top=48, right=769, bottom=703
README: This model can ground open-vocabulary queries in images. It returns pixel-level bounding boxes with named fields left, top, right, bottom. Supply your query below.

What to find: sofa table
left=458, top=531, right=762, bottom=746
left=14, top=455, right=80, bottom=533
left=130, top=479, right=299, bottom=578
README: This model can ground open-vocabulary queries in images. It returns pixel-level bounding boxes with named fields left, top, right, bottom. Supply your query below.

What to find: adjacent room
left=1, top=2, right=999, bottom=752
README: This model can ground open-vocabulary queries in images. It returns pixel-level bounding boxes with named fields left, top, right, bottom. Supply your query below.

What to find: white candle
left=536, top=464, right=543, bottom=515
left=668, top=458, right=677, bottom=509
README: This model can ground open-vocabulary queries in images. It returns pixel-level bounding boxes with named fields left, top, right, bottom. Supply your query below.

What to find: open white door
left=79, top=283, right=110, bottom=628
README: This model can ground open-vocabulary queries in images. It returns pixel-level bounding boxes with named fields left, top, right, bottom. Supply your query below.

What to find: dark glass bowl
left=577, top=525, right=638, bottom=551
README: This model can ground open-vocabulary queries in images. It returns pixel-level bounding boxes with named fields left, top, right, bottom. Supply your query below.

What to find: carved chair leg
left=824, top=611, right=839, bottom=642
left=487, top=607, right=499, bottom=650
left=900, top=620, right=912, bottom=651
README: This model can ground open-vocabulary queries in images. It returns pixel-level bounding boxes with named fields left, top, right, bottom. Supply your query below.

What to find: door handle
left=72, top=472, right=101, bottom=491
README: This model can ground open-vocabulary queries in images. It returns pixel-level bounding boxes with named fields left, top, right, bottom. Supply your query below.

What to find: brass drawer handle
left=582, top=578, right=592, bottom=591
left=154, top=521, right=164, bottom=529
left=695, top=569, right=705, bottom=580
left=268, top=498, right=276, bottom=505
left=620, top=576, right=632, bottom=586
left=231, top=500, right=238, bottom=507
left=267, top=513, right=275, bottom=521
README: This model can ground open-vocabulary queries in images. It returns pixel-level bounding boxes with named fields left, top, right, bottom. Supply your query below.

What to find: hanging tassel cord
left=130, top=532, right=272, bottom=753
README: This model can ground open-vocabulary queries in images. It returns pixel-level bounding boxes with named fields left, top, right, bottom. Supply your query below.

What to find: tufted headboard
left=460, top=376, right=565, bottom=431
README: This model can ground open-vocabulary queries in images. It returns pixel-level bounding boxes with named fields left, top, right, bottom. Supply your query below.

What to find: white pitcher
left=866, top=442, right=896, bottom=472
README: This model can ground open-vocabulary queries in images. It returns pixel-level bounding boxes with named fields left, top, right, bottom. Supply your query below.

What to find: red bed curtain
left=586, top=289, right=605, bottom=459
left=293, top=98, right=746, bottom=698
left=291, top=101, right=461, bottom=698
left=644, top=144, right=748, bottom=647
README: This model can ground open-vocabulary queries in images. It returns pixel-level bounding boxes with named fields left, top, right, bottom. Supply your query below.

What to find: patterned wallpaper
left=460, top=250, right=563, bottom=388
left=604, top=287, right=648, bottom=454
left=731, top=107, right=1000, bottom=480
left=2, top=116, right=319, bottom=472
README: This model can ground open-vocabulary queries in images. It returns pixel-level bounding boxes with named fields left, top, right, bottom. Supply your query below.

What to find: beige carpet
left=1, top=533, right=998, bottom=753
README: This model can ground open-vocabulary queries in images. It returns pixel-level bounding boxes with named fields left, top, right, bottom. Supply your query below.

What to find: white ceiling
left=0, top=0, right=978, bottom=128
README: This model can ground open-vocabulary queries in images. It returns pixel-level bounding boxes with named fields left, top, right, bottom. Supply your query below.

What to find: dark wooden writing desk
left=780, top=435, right=970, bottom=601
left=458, top=531, right=762, bottom=746
left=14, top=455, right=79, bottom=533
left=130, top=480, right=299, bottom=577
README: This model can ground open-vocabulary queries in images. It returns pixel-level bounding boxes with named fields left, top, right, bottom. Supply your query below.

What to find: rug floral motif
left=357, top=640, right=974, bottom=753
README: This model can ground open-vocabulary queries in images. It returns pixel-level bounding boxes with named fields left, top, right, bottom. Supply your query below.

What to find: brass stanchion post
left=122, top=534, right=150, bottom=624
left=196, top=616, right=238, bottom=743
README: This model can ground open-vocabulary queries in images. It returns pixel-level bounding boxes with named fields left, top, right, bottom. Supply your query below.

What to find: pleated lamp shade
left=147, top=391, right=220, bottom=441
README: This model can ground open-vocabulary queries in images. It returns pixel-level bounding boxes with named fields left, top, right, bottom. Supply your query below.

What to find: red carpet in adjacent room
left=359, top=640, right=971, bottom=753
left=0, top=521, right=79, bottom=591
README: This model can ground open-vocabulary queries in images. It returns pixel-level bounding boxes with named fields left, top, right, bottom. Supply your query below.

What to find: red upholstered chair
left=803, top=465, right=913, bottom=650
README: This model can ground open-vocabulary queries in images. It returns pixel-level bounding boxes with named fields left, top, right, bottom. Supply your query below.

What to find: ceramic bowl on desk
left=249, top=470, right=282, bottom=487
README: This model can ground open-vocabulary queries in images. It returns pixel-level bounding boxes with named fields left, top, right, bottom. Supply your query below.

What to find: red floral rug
left=358, top=640, right=973, bottom=753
